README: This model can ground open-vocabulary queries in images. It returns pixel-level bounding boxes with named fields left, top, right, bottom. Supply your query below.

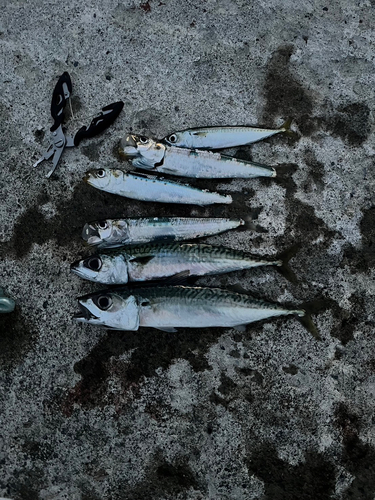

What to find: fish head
left=119, top=134, right=165, bottom=169
left=70, top=253, right=129, bottom=285
left=74, top=290, right=139, bottom=330
left=162, top=131, right=185, bottom=147
left=82, top=219, right=130, bottom=248
left=84, top=168, right=122, bottom=190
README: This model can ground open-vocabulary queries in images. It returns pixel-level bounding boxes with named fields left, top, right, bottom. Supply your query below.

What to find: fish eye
left=96, top=295, right=112, bottom=310
left=84, top=257, right=102, bottom=271
left=139, top=136, right=148, bottom=144
left=168, top=134, right=177, bottom=143
left=98, top=220, right=108, bottom=230
left=97, top=169, right=106, bottom=178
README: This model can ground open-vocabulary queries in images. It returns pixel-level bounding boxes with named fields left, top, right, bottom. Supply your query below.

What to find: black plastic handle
left=50, top=72, right=72, bottom=131
left=73, top=101, right=124, bottom=146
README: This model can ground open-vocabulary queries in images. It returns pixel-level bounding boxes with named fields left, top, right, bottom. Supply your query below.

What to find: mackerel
left=82, top=217, right=246, bottom=249
left=84, top=169, right=232, bottom=205
left=162, top=119, right=292, bottom=149
left=74, top=285, right=306, bottom=332
left=119, top=135, right=276, bottom=179
left=70, top=243, right=286, bottom=284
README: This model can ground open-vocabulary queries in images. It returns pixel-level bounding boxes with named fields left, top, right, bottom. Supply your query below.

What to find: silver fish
left=119, top=134, right=276, bottom=179
left=74, top=285, right=305, bottom=332
left=70, top=243, right=285, bottom=284
left=84, top=169, right=232, bottom=205
left=0, top=288, right=15, bottom=313
left=162, top=119, right=292, bottom=149
left=82, top=217, right=246, bottom=249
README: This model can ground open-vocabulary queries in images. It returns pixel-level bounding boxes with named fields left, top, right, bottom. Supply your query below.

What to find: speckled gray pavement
left=1, top=1, right=375, bottom=499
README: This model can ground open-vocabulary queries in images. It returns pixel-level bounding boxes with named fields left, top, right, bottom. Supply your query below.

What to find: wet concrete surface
left=1, top=1, right=375, bottom=498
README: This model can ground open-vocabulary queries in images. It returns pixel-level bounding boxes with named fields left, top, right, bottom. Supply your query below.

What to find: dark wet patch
left=357, top=206, right=375, bottom=268
left=303, top=149, right=325, bottom=191
left=111, top=454, right=200, bottom=500
left=33, top=128, right=45, bottom=144
left=5, top=466, right=46, bottom=500
left=236, top=367, right=264, bottom=384
left=246, top=443, right=336, bottom=500
left=218, top=373, right=237, bottom=396
left=7, top=206, right=53, bottom=259
left=282, top=364, right=299, bottom=375
left=279, top=195, right=336, bottom=252
left=328, top=102, right=370, bottom=146
left=309, top=296, right=355, bottom=345
left=140, top=1, right=151, bottom=12
left=270, top=162, right=299, bottom=195
left=335, top=402, right=375, bottom=499
left=341, top=206, right=375, bottom=272
left=0, top=307, right=37, bottom=370
left=21, top=439, right=55, bottom=462
left=263, top=45, right=317, bottom=137
left=210, top=390, right=231, bottom=408
left=81, top=140, right=103, bottom=161
left=62, top=327, right=224, bottom=414
left=335, top=292, right=365, bottom=344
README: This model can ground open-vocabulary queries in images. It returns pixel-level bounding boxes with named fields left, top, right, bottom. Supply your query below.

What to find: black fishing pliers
left=33, top=72, right=124, bottom=178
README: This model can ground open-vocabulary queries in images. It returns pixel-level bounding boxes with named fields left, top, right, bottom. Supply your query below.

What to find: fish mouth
left=83, top=171, right=92, bottom=183
left=119, top=135, right=138, bottom=158
left=82, top=223, right=101, bottom=245
left=73, top=302, right=99, bottom=322
left=70, top=259, right=81, bottom=274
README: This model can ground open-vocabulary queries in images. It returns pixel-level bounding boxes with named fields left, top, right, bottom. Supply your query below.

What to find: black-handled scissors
left=34, top=72, right=124, bottom=178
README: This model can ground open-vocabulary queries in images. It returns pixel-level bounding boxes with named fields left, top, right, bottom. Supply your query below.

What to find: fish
left=161, top=119, right=292, bottom=150
left=84, top=169, right=232, bottom=205
left=73, top=284, right=307, bottom=333
left=119, top=134, right=276, bottom=179
left=82, top=217, right=247, bottom=249
left=0, top=288, right=15, bottom=313
left=70, top=243, right=296, bottom=284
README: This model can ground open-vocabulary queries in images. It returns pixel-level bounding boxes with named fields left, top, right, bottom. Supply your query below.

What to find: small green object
left=0, top=288, right=15, bottom=313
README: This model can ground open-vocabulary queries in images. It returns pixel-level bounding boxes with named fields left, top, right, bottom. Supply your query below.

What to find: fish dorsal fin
left=164, top=270, right=191, bottom=285
left=132, top=157, right=156, bottom=170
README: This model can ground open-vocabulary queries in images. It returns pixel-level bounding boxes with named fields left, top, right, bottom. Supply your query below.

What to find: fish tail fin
left=294, top=298, right=326, bottom=340
left=280, top=117, right=298, bottom=140
left=241, top=215, right=257, bottom=232
left=274, top=243, right=301, bottom=284
left=280, top=117, right=293, bottom=132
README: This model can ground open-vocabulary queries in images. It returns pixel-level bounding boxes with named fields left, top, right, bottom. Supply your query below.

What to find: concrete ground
left=1, top=0, right=375, bottom=498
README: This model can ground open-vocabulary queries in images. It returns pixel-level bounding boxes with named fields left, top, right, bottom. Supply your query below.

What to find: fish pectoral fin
left=234, top=324, right=247, bottom=332
left=155, top=326, right=178, bottom=333
left=132, top=158, right=156, bottom=170
left=129, top=255, right=155, bottom=265
left=192, top=131, right=207, bottom=137
left=163, top=270, right=191, bottom=285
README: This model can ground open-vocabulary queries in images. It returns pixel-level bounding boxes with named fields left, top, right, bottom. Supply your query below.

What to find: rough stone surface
left=1, top=1, right=375, bottom=499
